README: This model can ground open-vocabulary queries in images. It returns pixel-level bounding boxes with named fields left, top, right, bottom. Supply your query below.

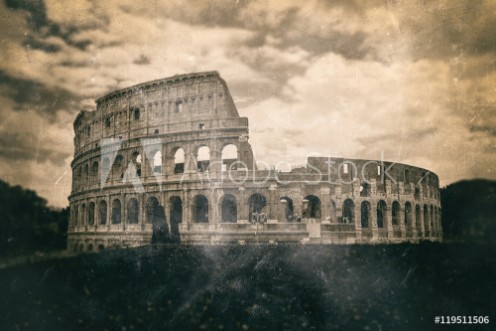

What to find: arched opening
left=77, top=166, right=82, bottom=183
left=197, top=146, right=210, bottom=172
left=392, top=201, right=400, bottom=225
left=99, top=200, right=107, bottom=225
left=111, top=199, right=121, bottom=224
left=73, top=204, right=78, bottom=226
left=221, top=194, right=237, bottom=223
left=430, top=205, right=434, bottom=235
left=361, top=201, right=371, bottom=228
left=88, top=202, right=95, bottom=225
left=131, top=152, right=142, bottom=177
left=414, top=187, right=420, bottom=200
left=153, top=151, right=162, bottom=175
left=415, top=204, right=421, bottom=234
left=280, top=196, right=296, bottom=222
left=248, top=193, right=267, bottom=223
left=170, top=196, right=182, bottom=243
left=376, top=200, right=387, bottom=228
left=405, top=202, right=412, bottom=225
left=342, top=199, right=355, bottom=224
left=221, top=144, right=238, bottom=171
left=101, top=157, right=110, bottom=183
left=303, top=195, right=321, bottom=219
left=147, top=197, right=168, bottom=243
left=360, top=182, right=370, bottom=197
left=97, top=244, right=105, bottom=252
left=91, top=161, right=99, bottom=179
left=423, top=205, right=429, bottom=235
left=193, top=195, right=209, bottom=223
left=79, top=243, right=84, bottom=252
left=84, top=164, right=89, bottom=179
left=80, top=203, right=86, bottom=225
left=127, top=198, right=139, bottom=224
left=112, top=155, right=124, bottom=179
left=87, top=244, right=93, bottom=252
left=174, top=148, right=185, bottom=174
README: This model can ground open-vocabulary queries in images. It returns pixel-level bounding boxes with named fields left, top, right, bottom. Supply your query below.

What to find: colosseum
left=68, top=71, right=442, bottom=252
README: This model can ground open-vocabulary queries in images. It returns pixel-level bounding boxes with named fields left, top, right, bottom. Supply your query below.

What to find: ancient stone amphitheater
left=68, top=71, right=442, bottom=252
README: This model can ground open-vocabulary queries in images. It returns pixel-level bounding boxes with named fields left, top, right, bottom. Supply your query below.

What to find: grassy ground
left=1, top=243, right=495, bottom=331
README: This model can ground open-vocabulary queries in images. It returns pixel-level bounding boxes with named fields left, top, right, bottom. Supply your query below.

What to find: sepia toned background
left=0, top=0, right=495, bottom=209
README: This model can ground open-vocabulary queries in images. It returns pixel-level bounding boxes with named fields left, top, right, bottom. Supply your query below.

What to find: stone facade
left=68, top=71, right=442, bottom=252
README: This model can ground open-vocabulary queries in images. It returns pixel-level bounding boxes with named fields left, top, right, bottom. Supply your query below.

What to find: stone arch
left=303, top=195, right=321, bottom=219
left=101, top=157, right=110, bottom=183
left=392, top=201, right=400, bottom=225
left=197, top=146, right=210, bottom=172
left=248, top=193, right=267, bottom=223
left=80, top=203, right=86, bottom=225
left=84, top=164, right=89, bottom=179
left=376, top=200, right=387, bottom=228
left=360, top=182, right=370, bottom=197
left=99, top=200, right=107, bottom=225
left=147, top=196, right=168, bottom=243
left=342, top=199, right=355, bottom=224
left=221, top=144, right=238, bottom=171
left=414, top=187, right=420, bottom=200
left=280, top=196, right=296, bottom=222
left=423, top=204, right=429, bottom=235
left=111, top=198, right=121, bottom=224
left=193, top=195, right=209, bottom=223
left=88, top=202, right=95, bottom=225
left=97, top=244, right=105, bottom=252
left=221, top=194, right=237, bottom=223
left=76, top=166, right=82, bottom=183
left=127, top=198, right=139, bottom=224
left=153, top=151, right=162, bottom=175
left=415, top=204, right=422, bottom=235
left=73, top=203, right=79, bottom=226
left=360, top=201, right=371, bottom=228
left=131, top=151, right=142, bottom=177
left=112, top=154, right=124, bottom=179
left=173, top=148, right=185, bottom=174
left=430, top=205, right=435, bottom=235
left=169, top=196, right=182, bottom=243
left=87, top=243, right=94, bottom=252
left=404, top=202, right=412, bottom=225
left=91, top=161, right=99, bottom=179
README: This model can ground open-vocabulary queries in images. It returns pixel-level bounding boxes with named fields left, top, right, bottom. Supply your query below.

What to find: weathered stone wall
left=68, top=72, right=442, bottom=253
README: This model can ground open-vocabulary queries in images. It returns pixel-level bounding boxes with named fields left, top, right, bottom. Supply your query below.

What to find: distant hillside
left=0, top=180, right=68, bottom=257
left=441, top=179, right=496, bottom=243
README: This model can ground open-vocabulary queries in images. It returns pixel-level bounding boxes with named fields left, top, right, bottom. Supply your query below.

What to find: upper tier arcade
left=73, top=71, right=247, bottom=155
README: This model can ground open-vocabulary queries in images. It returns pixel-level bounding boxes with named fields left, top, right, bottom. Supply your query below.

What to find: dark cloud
left=0, top=131, right=70, bottom=165
left=5, top=0, right=49, bottom=31
left=0, top=70, right=79, bottom=116
left=469, top=125, right=496, bottom=137
left=23, top=35, right=61, bottom=52
left=133, top=54, right=151, bottom=65
left=5, top=0, right=93, bottom=52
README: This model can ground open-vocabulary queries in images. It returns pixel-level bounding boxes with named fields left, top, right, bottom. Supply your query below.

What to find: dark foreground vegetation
left=441, top=179, right=496, bottom=243
left=1, top=243, right=495, bottom=331
left=0, top=180, right=68, bottom=257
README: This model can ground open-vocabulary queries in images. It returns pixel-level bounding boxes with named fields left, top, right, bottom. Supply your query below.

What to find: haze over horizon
left=0, top=0, right=495, bottom=207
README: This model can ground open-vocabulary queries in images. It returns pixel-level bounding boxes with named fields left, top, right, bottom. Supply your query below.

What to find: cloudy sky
left=0, top=0, right=495, bottom=208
